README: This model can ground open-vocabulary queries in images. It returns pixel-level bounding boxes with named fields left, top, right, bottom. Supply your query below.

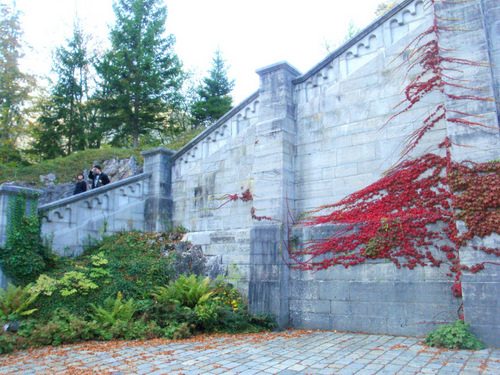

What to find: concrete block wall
left=293, top=0, right=444, bottom=214
left=142, top=147, right=175, bottom=232
left=463, top=0, right=500, bottom=348
left=290, top=265, right=463, bottom=336
left=484, top=0, right=500, bottom=118
left=460, top=233, right=500, bottom=348
left=164, top=0, right=499, bottom=345
left=171, top=93, right=260, bottom=293
left=249, top=226, right=289, bottom=326
left=171, top=93, right=259, bottom=232
left=288, top=225, right=462, bottom=336
left=435, top=0, right=500, bottom=163
left=436, top=0, right=500, bottom=348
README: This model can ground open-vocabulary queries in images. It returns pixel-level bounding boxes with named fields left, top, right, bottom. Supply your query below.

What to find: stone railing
left=39, top=172, right=151, bottom=257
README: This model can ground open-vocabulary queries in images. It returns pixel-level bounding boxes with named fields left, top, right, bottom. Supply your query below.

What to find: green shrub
left=29, top=231, right=177, bottom=322
left=211, top=277, right=245, bottom=310
left=0, top=283, right=38, bottom=322
left=0, top=332, right=17, bottom=354
left=425, top=320, right=485, bottom=350
left=3, top=229, right=276, bottom=352
left=87, top=294, right=169, bottom=341
left=31, top=252, right=111, bottom=298
left=27, top=310, right=99, bottom=347
left=146, top=297, right=197, bottom=330
left=153, top=274, right=214, bottom=309
left=151, top=275, right=276, bottom=334
left=193, top=299, right=276, bottom=334
left=207, top=279, right=276, bottom=333
left=83, top=231, right=177, bottom=299
left=162, top=322, right=193, bottom=340
left=105, top=320, right=163, bottom=341
left=89, top=294, right=137, bottom=327
left=30, top=252, right=113, bottom=322
left=26, top=308, right=162, bottom=346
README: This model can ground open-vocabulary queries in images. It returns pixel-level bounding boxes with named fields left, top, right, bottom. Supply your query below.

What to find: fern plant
left=153, top=274, right=214, bottom=309
left=89, top=294, right=137, bottom=326
left=425, top=320, right=485, bottom=350
left=0, top=283, right=38, bottom=322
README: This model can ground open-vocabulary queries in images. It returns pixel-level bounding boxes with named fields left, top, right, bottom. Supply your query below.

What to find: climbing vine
left=210, top=187, right=276, bottom=221
left=211, top=188, right=253, bottom=209
left=385, top=0, right=494, bottom=161
left=212, top=0, right=500, bottom=299
left=0, top=193, right=54, bottom=285
left=286, top=0, right=500, bottom=298
left=288, top=141, right=500, bottom=298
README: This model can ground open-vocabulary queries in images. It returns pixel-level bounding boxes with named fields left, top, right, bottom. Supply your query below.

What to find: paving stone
left=0, top=331, right=499, bottom=374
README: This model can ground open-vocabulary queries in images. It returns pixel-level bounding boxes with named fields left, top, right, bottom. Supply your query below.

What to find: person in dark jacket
left=73, top=173, right=88, bottom=195
left=88, top=165, right=110, bottom=189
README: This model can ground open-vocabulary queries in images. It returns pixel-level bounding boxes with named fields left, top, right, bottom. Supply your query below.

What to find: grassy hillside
left=0, top=128, right=204, bottom=186
left=0, top=148, right=144, bottom=186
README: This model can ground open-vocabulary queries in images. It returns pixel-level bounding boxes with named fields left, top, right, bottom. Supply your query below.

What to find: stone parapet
left=39, top=173, right=151, bottom=257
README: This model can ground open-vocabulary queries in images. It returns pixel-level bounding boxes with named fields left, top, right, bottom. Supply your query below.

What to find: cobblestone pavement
left=1, top=330, right=499, bottom=374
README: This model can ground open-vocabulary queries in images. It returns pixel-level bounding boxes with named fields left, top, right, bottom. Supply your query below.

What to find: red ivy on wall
left=213, top=1, right=500, bottom=299
left=286, top=0, right=500, bottom=298
left=288, top=140, right=500, bottom=297
left=211, top=188, right=277, bottom=222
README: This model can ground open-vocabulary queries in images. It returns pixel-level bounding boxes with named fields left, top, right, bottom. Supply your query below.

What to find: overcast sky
left=12, top=0, right=385, bottom=103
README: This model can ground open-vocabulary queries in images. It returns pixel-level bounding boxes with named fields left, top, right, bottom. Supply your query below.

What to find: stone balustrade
left=39, top=172, right=151, bottom=257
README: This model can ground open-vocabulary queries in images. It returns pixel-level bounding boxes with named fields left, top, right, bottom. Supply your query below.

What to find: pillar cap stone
left=141, top=147, right=176, bottom=157
left=0, top=185, right=43, bottom=196
left=255, top=61, right=301, bottom=77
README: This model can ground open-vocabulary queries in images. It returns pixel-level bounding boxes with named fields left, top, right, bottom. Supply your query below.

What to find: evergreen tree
left=51, top=22, right=96, bottom=154
left=0, top=3, right=35, bottom=162
left=29, top=99, right=65, bottom=161
left=29, top=22, right=99, bottom=159
left=191, top=49, right=234, bottom=127
left=97, top=0, right=184, bottom=148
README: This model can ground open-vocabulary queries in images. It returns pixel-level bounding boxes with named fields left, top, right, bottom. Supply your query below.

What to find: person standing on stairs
left=73, top=173, right=88, bottom=195
left=88, top=165, right=110, bottom=189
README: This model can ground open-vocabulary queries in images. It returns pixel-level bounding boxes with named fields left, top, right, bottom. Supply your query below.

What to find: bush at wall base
left=425, top=320, right=485, bottom=350
left=0, top=230, right=277, bottom=354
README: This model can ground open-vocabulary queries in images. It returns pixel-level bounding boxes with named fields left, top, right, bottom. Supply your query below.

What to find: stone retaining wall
left=1, top=0, right=498, bottom=347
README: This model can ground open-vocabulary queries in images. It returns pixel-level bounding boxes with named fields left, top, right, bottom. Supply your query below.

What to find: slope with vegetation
left=0, top=128, right=203, bottom=187
left=0, top=228, right=275, bottom=354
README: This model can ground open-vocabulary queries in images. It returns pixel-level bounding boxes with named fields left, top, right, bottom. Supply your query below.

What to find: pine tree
left=51, top=22, right=96, bottom=154
left=29, top=99, right=65, bottom=161
left=97, top=0, right=184, bottom=148
left=191, top=49, right=234, bottom=128
left=0, top=3, right=35, bottom=161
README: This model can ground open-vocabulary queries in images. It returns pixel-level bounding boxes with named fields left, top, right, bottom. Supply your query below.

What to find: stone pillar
left=0, top=185, right=41, bottom=289
left=436, top=0, right=500, bottom=348
left=248, top=62, right=300, bottom=327
left=142, top=147, right=175, bottom=232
